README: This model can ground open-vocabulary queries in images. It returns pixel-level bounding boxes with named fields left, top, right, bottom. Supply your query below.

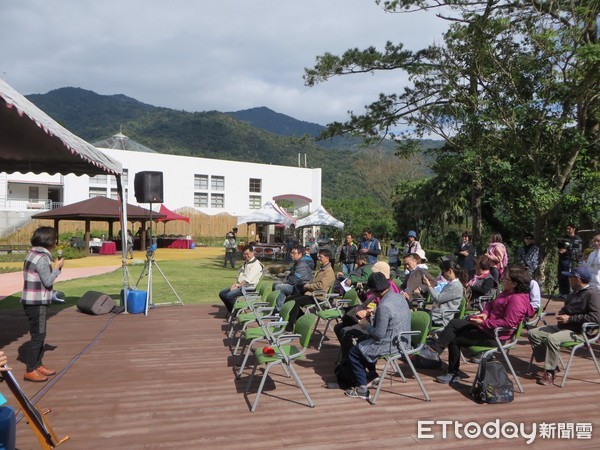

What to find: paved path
left=0, top=265, right=120, bottom=300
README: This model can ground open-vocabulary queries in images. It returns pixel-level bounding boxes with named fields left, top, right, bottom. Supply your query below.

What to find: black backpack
left=471, top=358, right=514, bottom=404
left=334, top=360, right=357, bottom=390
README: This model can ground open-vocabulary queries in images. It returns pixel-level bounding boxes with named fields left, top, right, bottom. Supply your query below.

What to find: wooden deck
left=1, top=299, right=599, bottom=449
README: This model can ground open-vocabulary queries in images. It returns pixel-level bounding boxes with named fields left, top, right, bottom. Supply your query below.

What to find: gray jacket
left=427, top=278, right=463, bottom=324
left=357, top=291, right=411, bottom=363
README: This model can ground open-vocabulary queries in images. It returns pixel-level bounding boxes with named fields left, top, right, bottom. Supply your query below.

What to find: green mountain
left=26, top=87, right=436, bottom=201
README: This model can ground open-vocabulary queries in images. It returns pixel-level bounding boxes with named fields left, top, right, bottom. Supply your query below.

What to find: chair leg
left=402, top=351, right=430, bottom=401
left=560, top=344, right=582, bottom=388
left=497, top=347, right=523, bottom=394
left=287, top=363, right=315, bottom=408
left=371, top=358, right=394, bottom=405
left=317, top=319, right=335, bottom=350
left=237, top=337, right=264, bottom=379
left=250, top=361, right=279, bottom=412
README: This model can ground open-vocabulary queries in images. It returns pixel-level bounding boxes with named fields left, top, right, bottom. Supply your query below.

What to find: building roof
left=32, top=196, right=165, bottom=222
left=93, top=132, right=158, bottom=153
left=0, top=78, right=122, bottom=176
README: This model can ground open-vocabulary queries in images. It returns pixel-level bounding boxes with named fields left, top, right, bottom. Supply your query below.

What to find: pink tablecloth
left=99, top=241, right=117, bottom=255
left=167, top=239, right=193, bottom=249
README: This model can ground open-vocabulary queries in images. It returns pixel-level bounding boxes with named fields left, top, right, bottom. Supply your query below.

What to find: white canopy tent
left=295, top=205, right=344, bottom=229
left=237, top=200, right=296, bottom=227
left=0, top=78, right=130, bottom=306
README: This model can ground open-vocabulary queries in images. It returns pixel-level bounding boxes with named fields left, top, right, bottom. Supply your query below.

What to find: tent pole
left=117, top=174, right=129, bottom=312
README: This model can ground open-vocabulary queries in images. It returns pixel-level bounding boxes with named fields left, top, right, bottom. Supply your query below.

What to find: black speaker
left=77, top=291, right=116, bottom=315
left=134, top=171, right=164, bottom=203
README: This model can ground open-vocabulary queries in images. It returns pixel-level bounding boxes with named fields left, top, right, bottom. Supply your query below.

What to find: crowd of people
left=219, top=226, right=600, bottom=403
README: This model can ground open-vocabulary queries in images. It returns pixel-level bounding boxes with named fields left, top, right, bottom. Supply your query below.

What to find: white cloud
left=0, top=0, right=448, bottom=125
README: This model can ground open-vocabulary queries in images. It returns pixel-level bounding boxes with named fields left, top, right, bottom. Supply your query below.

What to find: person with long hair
left=421, top=266, right=534, bottom=384
left=21, top=226, right=65, bottom=382
left=486, top=232, right=508, bottom=282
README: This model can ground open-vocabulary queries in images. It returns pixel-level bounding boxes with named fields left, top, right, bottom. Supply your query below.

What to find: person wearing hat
left=222, top=232, right=237, bottom=269
left=344, top=272, right=411, bottom=400
left=528, top=266, right=600, bottom=386
left=403, top=230, right=422, bottom=257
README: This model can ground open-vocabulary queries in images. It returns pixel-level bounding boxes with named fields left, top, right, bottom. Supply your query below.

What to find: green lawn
left=0, top=255, right=254, bottom=311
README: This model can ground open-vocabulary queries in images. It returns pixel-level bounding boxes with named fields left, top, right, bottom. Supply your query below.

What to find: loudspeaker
left=134, top=171, right=164, bottom=203
left=76, top=291, right=116, bottom=315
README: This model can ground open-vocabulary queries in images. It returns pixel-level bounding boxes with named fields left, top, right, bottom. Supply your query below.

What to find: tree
left=306, top=0, right=599, bottom=289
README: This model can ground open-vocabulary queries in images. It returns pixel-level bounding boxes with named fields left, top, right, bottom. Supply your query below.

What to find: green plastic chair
left=227, top=283, right=272, bottom=334
left=527, top=322, right=600, bottom=388
left=235, top=300, right=297, bottom=378
left=429, top=297, right=467, bottom=336
left=245, top=313, right=318, bottom=412
left=466, top=321, right=526, bottom=394
left=371, top=310, right=432, bottom=404
left=315, top=288, right=361, bottom=350
left=229, top=289, right=280, bottom=340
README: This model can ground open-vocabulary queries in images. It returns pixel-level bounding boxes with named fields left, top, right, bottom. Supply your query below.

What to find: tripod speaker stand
left=136, top=246, right=184, bottom=314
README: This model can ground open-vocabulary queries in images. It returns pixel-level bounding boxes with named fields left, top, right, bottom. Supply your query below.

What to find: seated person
left=422, top=260, right=463, bottom=326
left=421, top=266, right=534, bottom=384
left=272, top=245, right=314, bottom=311
left=344, top=272, right=411, bottom=400
left=333, top=253, right=371, bottom=295
left=466, top=255, right=497, bottom=308
left=218, top=245, right=264, bottom=315
left=528, top=266, right=600, bottom=386
left=284, top=249, right=335, bottom=331
left=302, top=245, right=316, bottom=270
left=401, top=253, right=437, bottom=301
left=334, top=261, right=398, bottom=363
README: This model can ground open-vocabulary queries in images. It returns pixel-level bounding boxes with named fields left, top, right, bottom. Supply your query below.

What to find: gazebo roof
left=32, top=196, right=165, bottom=222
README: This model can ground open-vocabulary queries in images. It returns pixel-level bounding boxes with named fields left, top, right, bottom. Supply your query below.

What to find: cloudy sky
left=1, top=1, right=448, bottom=126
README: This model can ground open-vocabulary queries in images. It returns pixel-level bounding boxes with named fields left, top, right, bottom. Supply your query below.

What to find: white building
left=0, top=135, right=322, bottom=236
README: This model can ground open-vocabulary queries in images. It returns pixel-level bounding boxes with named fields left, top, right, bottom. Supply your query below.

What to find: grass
left=0, top=255, right=255, bottom=311
left=0, top=247, right=441, bottom=311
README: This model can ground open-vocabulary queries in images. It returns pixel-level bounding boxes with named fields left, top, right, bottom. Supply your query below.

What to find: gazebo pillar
left=108, top=221, right=114, bottom=240
left=53, top=218, right=59, bottom=245
left=84, top=220, right=91, bottom=252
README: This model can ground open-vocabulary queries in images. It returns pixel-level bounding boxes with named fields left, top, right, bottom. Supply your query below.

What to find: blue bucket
left=127, top=290, right=147, bottom=314
left=0, top=406, right=16, bottom=450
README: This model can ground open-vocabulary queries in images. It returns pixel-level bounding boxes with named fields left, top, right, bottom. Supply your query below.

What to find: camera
left=557, top=237, right=583, bottom=260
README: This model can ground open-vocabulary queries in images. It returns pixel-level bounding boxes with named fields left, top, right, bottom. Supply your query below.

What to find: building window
left=89, top=187, right=107, bottom=198
left=211, top=193, right=224, bottom=208
left=249, top=178, right=262, bottom=193
left=249, top=195, right=262, bottom=209
left=211, top=176, right=225, bottom=191
left=194, top=174, right=208, bottom=190
left=110, top=189, right=120, bottom=200
left=194, top=192, right=208, bottom=208
left=90, top=174, right=108, bottom=184
left=28, top=186, right=39, bottom=202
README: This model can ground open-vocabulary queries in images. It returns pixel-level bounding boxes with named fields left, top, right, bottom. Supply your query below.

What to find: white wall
left=2, top=150, right=322, bottom=216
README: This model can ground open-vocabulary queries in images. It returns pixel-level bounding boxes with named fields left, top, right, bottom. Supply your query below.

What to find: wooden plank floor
left=1, top=299, right=599, bottom=449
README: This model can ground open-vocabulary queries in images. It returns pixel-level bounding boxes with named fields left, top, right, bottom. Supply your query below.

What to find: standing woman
left=21, top=226, right=64, bottom=382
left=455, top=232, right=475, bottom=279
left=586, top=235, right=600, bottom=293
left=486, top=232, right=508, bottom=283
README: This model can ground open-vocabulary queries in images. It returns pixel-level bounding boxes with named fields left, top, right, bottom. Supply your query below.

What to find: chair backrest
left=457, top=297, right=467, bottom=319
left=259, top=283, right=273, bottom=301
left=265, top=290, right=281, bottom=308
left=280, top=300, right=296, bottom=322
left=410, top=310, right=431, bottom=348
left=343, top=289, right=360, bottom=307
left=293, top=313, right=318, bottom=348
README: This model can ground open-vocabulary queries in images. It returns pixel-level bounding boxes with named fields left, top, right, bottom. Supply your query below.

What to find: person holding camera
left=557, top=224, right=582, bottom=297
